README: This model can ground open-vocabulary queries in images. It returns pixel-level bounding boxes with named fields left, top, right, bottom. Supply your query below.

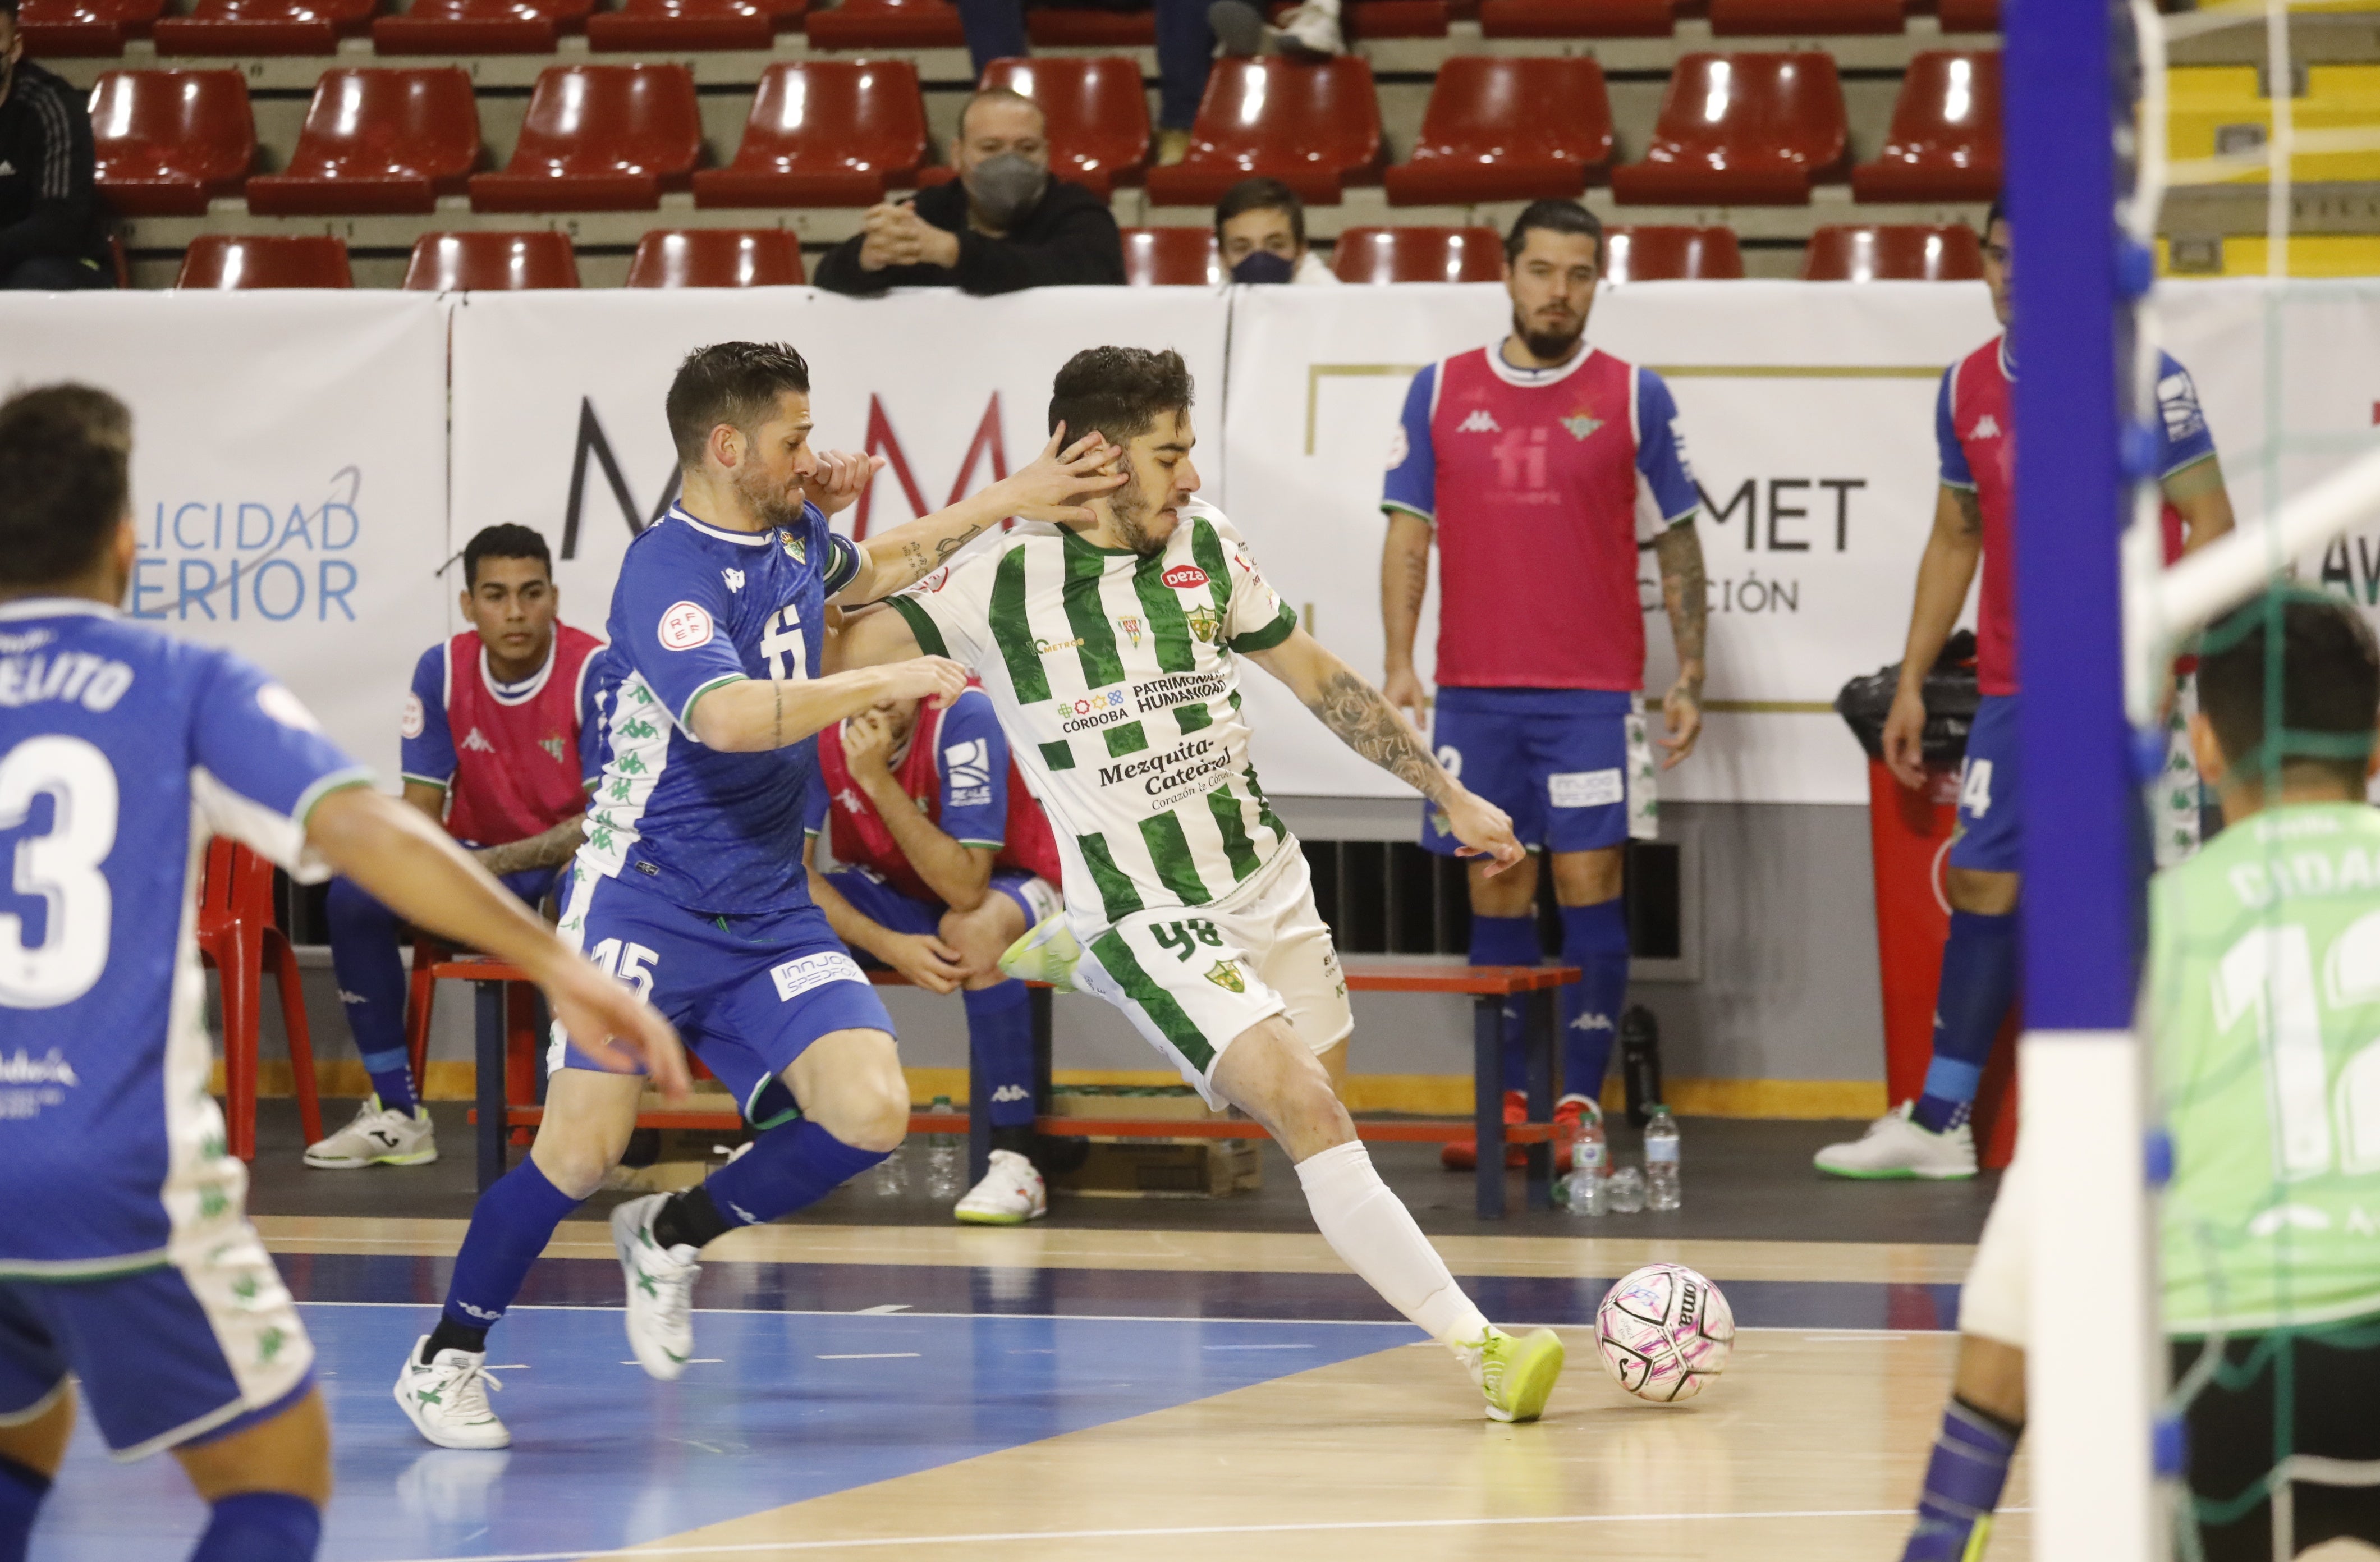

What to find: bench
left=435, top=955, right=1576, bottom=1219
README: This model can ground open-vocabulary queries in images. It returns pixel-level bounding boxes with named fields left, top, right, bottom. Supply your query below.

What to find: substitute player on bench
left=306, top=524, right=603, bottom=1170
left=1380, top=198, right=1707, bottom=1170
left=840, top=345, right=1569, bottom=1423
left=1816, top=198, right=2236, bottom=1179
left=0, top=386, right=679, bottom=1562
left=1899, top=590, right=2380, bottom=1562
left=804, top=687, right=1072, bottom=1224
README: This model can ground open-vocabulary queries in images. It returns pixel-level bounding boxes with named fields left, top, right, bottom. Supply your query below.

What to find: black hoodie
left=813, top=174, right=1123, bottom=296
left=0, top=57, right=109, bottom=276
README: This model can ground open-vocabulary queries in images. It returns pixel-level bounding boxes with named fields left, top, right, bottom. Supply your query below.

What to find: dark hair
left=1985, top=195, right=2005, bottom=234
left=1214, top=177, right=1304, bottom=247
left=0, top=384, right=132, bottom=589
left=2197, top=589, right=2380, bottom=792
left=0, top=0, right=17, bottom=23
left=664, top=342, right=810, bottom=469
left=462, top=523, right=553, bottom=589
left=1047, top=346, right=1194, bottom=447
left=1505, top=199, right=1603, bottom=267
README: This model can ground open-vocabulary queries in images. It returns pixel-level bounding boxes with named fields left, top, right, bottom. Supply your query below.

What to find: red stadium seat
left=152, top=0, right=376, bottom=56
left=470, top=65, right=701, bottom=213
left=982, top=57, right=1150, bottom=197
left=1331, top=225, right=1502, bottom=283
left=1120, top=226, right=1219, bottom=285
left=246, top=70, right=479, bottom=216
left=586, top=0, right=802, bottom=51
left=627, top=228, right=805, bottom=286
left=1851, top=51, right=2002, bottom=203
left=1144, top=58, right=1384, bottom=207
left=1384, top=57, right=1612, bottom=204
left=804, top=0, right=964, bottom=49
left=1346, top=1, right=1450, bottom=36
left=18, top=0, right=166, bottom=56
left=1479, top=0, right=1673, bottom=39
left=1800, top=222, right=1983, bottom=280
left=1604, top=224, right=1744, bottom=281
left=1025, top=4, right=1149, bottom=44
left=373, top=0, right=594, bottom=53
left=89, top=70, right=254, bottom=218
left=1710, top=0, right=1901, bottom=34
left=694, top=62, right=927, bottom=209
left=402, top=231, right=580, bottom=289
left=175, top=233, right=352, bottom=287
left=1938, top=0, right=1996, bottom=31
left=1611, top=52, right=1850, bottom=205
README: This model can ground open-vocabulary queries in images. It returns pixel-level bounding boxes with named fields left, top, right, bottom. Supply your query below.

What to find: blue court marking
left=30, top=1306, right=1407, bottom=1562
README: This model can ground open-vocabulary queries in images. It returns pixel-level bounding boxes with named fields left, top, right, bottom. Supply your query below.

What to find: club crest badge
left=1116, top=615, right=1144, bottom=648
left=1185, top=606, right=1223, bottom=644
left=1561, top=414, right=1604, bottom=442
left=780, top=530, right=806, bottom=562
left=1204, top=959, right=1246, bottom=994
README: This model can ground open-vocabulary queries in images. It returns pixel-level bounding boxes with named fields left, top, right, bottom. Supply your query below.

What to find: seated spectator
left=803, top=681, right=1080, bottom=1224
left=813, top=89, right=1124, bottom=296
left=305, top=526, right=604, bottom=1170
left=1216, top=177, right=1337, bottom=285
left=0, top=0, right=113, bottom=290
left=954, top=0, right=1210, bottom=164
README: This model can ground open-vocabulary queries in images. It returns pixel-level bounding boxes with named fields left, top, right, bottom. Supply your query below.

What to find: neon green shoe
left=1464, top=1326, right=1565, bottom=1423
left=998, top=914, right=1084, bottom=992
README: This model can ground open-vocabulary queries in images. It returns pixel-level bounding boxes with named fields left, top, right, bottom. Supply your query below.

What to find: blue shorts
left=0, top=1256, right=314, bottom=1461
left=548, top=873, right=894, bottom=1125
left=1423, top=687, right=1635, bottom=856
left=1950, top=693, right=2022, bottom=874
left=823, top=865, right=1058, bottom=942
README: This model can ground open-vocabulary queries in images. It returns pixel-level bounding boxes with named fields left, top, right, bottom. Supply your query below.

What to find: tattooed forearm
left=1654, top=525, right=1708, bottom=691
left=934, top=525, right=982, bottom=562
left=1951, top=487, right=1983, bottom=538
left=1307, top=670, right=1450, bottom=800
left=900, top=540, right=930, bottom=580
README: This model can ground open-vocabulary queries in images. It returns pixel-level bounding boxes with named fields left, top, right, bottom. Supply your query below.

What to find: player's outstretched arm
left=825, top=602, right=924, bottom=671
left=475, top=816, right=586, bottom=878
left=1651, top=522, right=1708, bottom=769
left=1249, top=627, right=1523, bottom=874
left=305, top=787, right=689, bottom=1094
left=687, top=658, right=967, bottom=753
left=1882, top=485, right=1985, bottom=789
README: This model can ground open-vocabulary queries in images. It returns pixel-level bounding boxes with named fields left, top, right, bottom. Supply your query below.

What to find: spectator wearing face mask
left=1215, top=177, right=1336, bottom=286
left=0, top=0, right=113, bottom=290
left=813, top=89, right=1125, bottom=296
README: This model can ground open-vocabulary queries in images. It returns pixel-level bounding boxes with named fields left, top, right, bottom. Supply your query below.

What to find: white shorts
left=1071, top=844, right=1354, bottom=1108
left=1961, top=1146, right=2028, bottom=1348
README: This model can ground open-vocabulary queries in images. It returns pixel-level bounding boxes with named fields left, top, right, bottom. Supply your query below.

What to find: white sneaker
left=305, top=1094, right=438, bottom=1169
left=393, top=1337, right=508, bottom=1450
left=1274, top=3, right=1343, bottom=56
left=1206, top=0, right=1341, bottom=56
left=612, top=1193, right=700, bottom=1381
left=1813, top=1102, right=1977, bottom=1180
left=998, top=914, right=1083, bottom=992
left=954, top=1149, right=1048, bottom=1226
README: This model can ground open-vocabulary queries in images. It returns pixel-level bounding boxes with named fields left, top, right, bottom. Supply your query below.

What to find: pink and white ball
left=1594, top=1263, right=1735, bottom=1403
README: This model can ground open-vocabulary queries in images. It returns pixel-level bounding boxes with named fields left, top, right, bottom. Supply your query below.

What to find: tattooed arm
left=475, top=816, right=587, bottom=878
left=1651, top=521, right=1708, bottom=769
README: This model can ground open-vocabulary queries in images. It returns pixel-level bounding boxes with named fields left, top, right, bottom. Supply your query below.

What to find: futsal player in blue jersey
left=0, top=385, right=682, bottom=1562
left=396, top=342, right=1122, bottom=1449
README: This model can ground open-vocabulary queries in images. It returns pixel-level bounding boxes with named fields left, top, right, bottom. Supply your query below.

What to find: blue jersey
left=0, top=600, right=366, bottom=1274
left=579, top=502, right=863, bottom=916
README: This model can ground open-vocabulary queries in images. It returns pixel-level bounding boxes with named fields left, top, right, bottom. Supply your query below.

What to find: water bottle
left=871, top=1142, right=910, bottom=1197
left=924, top=1095, right=965, bottom=1201
left=1645, top=1103, right=1682, bottom=1210
left=1561, top=1107, right=1609, bottom=1217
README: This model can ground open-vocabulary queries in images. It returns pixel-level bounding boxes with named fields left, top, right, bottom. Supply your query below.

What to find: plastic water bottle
left=1561, top=1107, right=1609, bottom=1217
left=925, top=1096, right=965, bottom=1201
left=1645, top=1103, right=1682, bottom=1210
left=871, top=1143, right=910, bottom=1197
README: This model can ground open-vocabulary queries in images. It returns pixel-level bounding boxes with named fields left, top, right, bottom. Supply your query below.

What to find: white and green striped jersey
left=887, top=501, right=1302, bottom=929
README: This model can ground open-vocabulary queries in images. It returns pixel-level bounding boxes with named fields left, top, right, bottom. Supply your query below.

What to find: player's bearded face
left=1106, top=411, right=1196, bottom=555
left=732, top=423, right=810, bottom=529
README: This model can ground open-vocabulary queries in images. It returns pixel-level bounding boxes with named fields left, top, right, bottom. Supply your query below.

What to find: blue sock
left=964, top=980, right=1036, bottom=1131
left=0, top=1454, right=49, bottom=1562
left=1558, top=900, right=1630, bottom=1104
left=190, top=1491, right=320, bottom=1562
left=1469, top=913, right=1540, bottom=1091
left=1900, top=1396, right=2020, bottom=1561
left=440, top=1156, right=580, bottom=1337
left=699, top=1119, right=890, bottom=1229
left=1912, top=910, right=2020, bottom=1133
left=325, top=876, right=416, bottom=1115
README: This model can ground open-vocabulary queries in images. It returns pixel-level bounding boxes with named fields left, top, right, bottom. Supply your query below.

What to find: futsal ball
left=1594, top=1263, right=1735, bottom=1403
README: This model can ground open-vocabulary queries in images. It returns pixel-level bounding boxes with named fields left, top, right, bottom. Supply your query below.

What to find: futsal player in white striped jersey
left=837, top=346, right=1569, bottom=1423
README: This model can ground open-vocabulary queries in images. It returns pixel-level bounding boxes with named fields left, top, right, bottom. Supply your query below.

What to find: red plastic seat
left=18, top=0, right=166, bottom=56
left=983, top=56, right=1150, bottom=197
left=1144, top=57, right=1384, bottom=207
left=1711, top=0, right=1900, bottom=34
left=1939, top=0, right=1996, bottom=31
left=1384, top=57, right=1612, bottom=204
left=1604, top=224, right=1744, bottom=281
left=1851, top=51, right=2001, bottom=203
left=694, top=61, right=925, bottom=209
left=470, top=65, right=701, bottom=213
left=373, top=0, right=594, bottom=53
left=246, top=70, right=478, bottom=216
left=89, top=70, right=255, bottom=218
left=176, top=233, right=353, bottom=286
left=1800, top=222, right=1983, bottom=280
left=1479, top=0, right=1672, bottom=39
left=627, top=228, right=805, bottom=286
left=402, top=231, right=580, bottom=288
left=152, top=0, right=376, bottom=55
left=587, top=0, right=801, bottom=51
left=804, top=0, right=963, bottom=49
left=1331, top=225, right=1503, bottom=283
left=195, top=840, right=322, bottom=1162
left=1611, top=52, right=1850, bottom=206
left=1120, top=226, right=1219, bottom=285
left=1025, top=4, right=1149, bottom=43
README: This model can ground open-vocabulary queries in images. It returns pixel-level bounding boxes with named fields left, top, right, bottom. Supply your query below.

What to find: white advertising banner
left=0, top=292, right=450, bottom=781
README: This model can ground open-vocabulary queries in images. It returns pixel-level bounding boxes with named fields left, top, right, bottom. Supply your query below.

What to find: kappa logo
left=1561, top=414, right=1604, bottom=441
left=1456, top=409, right=1503, bottom=434
left=0, top=162, right=13, bottom=178
left=722, top=567, right=745, bottom=593
left=1570, top=1011, right=1615, bottom=1033
left=460, top=727, right=497, bottom=754
left=1161, top=564, right=1209, bottom=590
left=658, top=600, right=714, bottom=651
left=836, top=786, right=866, bottom=814
left=991, top=1084, right=1032, bottom=1103
left=1968, top=414, right=2003, bottom=441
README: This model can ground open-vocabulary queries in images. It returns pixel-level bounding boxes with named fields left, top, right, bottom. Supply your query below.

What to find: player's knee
left=812, top=1079, right=908, bottom=1154
left=940, top=899, right=1021, bottom=968
left=529, top=1118, right=627, bottom=1199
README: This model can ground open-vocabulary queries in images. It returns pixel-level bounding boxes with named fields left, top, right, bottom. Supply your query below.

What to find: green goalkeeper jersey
left=2152, top=801, right=2380, bottom=1335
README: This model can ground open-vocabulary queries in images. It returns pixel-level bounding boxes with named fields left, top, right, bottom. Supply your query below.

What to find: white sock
left=1294, top=1140, right=1489, bottom=1350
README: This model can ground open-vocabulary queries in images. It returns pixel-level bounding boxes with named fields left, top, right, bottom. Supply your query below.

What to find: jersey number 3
left=0, top=736, right=119, bottom=1010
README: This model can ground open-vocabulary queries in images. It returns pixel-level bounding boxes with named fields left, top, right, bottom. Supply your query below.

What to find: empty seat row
left=91, top=49, right=1999, bottom=219
left=171, top=226, right=805, bottom=285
